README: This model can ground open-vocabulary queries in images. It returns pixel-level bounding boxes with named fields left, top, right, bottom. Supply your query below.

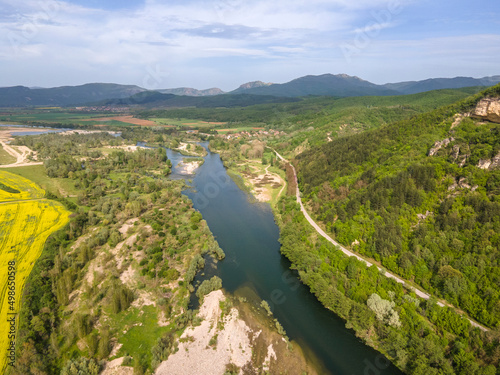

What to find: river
left=167, top=143, right=403, bottom=375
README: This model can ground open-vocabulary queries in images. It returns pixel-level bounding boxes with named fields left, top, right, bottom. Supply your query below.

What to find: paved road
left=269, top=147, right=488, bottom=332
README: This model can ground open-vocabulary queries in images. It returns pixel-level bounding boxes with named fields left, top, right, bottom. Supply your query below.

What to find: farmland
left=149, top=117, right=227, bottom=128
left=1, top=111, right=143, bottom=127
left=0, top=171, right=70, bottom=372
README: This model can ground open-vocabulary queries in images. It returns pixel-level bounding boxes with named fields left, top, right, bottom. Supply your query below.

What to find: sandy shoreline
left=176, top=160, right=202, bottom=175
left=155, top=290, right=252, bottom=375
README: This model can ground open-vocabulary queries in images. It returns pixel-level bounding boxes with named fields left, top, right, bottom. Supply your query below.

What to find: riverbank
left=209, top=144, right=287, bottom=205
left=155, top=289, right=319, bottom=375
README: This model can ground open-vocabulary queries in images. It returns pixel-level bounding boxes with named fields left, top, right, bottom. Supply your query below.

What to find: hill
left=383, top=76, right=500, bottom=95
left=271, top=84, right=500, bottom=375
left=98, top=91, right=300, bottom=108
left=231, top=74, right=500, bottom=98
left=231, top=81, right=273, bottom=93
left=291, top=84, right=500, bottom=330
left=2, top=75, right=499, bottom=108
left=231, top=74, right=399, bottom=97
left=157, top=87, right=225, bottom=96
left=0, top=83, right=146, bottom=107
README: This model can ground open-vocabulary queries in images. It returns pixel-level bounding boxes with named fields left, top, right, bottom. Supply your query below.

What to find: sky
left=1, top=0, right=499, bottom=91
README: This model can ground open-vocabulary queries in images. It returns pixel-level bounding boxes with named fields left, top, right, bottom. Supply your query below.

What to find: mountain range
left=1, top=74, right=499, bottom=107
left=227, top=74, right=500, bottom=97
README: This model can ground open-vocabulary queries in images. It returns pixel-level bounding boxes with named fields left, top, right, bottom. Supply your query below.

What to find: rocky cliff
left=472, top=98, right=500, bottom=123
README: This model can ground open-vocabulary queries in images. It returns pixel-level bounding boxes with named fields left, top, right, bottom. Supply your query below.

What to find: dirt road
left=0, top=140, right=42, bottom=168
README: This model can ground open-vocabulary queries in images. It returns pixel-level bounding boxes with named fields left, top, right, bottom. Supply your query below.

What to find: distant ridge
left=382, top=76, right=500, bottom=95
left=229, top=74, right=500, bottom=97
left=232, top=81, right=273, bottom=93
left=0, top=83, right=146, bottom=107
left=0, top=74, right=499, bottom=107
left=157, top=87, right=225, bottom=96
left=230, top=74, right=399, bottom=97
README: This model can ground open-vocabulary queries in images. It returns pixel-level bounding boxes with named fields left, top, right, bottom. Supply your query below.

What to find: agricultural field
left=0, top=171, right=70, bottom=372
left=2, top=111, right=111, bottom=124
left=149, top=117, right=226, bottom=128
left=1, top=112, right=143, bottom=127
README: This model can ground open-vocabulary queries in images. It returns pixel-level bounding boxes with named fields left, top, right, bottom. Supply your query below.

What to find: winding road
left=269, top=147, right=488, bottom=332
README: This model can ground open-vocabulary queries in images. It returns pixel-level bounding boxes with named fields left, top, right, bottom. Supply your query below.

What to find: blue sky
left=1, top=0, right=499, bottom=90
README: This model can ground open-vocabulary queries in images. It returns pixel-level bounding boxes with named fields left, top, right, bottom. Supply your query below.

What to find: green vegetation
left=7, top=165, right=78, bottom=197
left=10, top=130, right=224, bottom=375
left=196, top=276, right=223, bottom=301
left=0, top=144, right=16, bottom=164
left=294, top=84, right=500, bottom=328
left=278, top=195, right=497, bottom=374
left=139, top=87, right=482, bottom=133
left=272, top=84, right=500, bottom=374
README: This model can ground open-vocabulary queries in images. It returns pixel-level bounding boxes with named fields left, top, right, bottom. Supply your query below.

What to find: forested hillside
left=294, top=84, right=500, bottom=330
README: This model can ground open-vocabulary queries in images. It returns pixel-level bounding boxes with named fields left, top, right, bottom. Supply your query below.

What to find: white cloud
left=0, top=0, right=498, bottom=89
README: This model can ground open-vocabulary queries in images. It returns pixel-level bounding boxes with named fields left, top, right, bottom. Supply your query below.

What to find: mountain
left=230, top=74, right=399, bottom=97
left=97, top=91, right=300, bottom=108
left=1, top=74, right=499, bottom=107
left=382, top=76, right=500, bottom=95
left=156, top=87, right=225, bottom=96
left=0, top=83, right=146, bottom=107
left=231, top=81, right=273, bottom=93
left=228, top=74, right=500, bottom=98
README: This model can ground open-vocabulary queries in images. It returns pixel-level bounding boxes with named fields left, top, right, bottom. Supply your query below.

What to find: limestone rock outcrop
left=478, top=151, right=500, bottom=170
left=472, top=98, right=500, bottom=123
left=428, top=137, right=454, bottom=156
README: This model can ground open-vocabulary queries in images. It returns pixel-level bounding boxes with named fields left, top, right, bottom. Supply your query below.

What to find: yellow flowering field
left=0, top=170, right=46, bottom=201
left=0, top=171, right=70, bottom=371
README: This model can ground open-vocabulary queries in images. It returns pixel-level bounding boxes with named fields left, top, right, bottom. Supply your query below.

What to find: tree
left=61, top=358, right=101, bottom=375
left=367, top=293, right=401, bottom=328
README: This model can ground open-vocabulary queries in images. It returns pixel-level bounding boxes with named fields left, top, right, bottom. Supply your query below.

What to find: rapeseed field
left=0, top=171, right=70, bottom=372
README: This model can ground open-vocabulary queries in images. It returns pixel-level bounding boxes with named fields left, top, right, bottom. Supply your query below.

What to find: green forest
left=272, top=85, right=500, bottom=374
left=277, top=195, right=498, bottom=375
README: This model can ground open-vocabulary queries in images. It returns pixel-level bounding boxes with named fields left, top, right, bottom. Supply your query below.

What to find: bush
left=61, top=357, right=101, bottom=375
left=196, top=276, right=223, bottom=301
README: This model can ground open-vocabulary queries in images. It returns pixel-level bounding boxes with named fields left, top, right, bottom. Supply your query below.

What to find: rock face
left=478, top=151, right=500, bottom=170
left=473, top=98, right=500, bottom=123
left=428, top=137, right=454, bottom=156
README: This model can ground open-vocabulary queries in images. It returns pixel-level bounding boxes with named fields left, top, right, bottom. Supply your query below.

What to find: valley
left=0, top=82, right=499, bottom=375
